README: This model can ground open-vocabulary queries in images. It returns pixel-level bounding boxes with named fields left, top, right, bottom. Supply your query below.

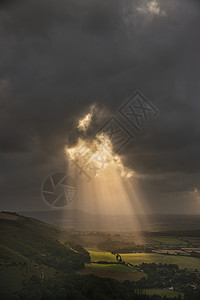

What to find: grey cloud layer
left=0, top=0, right=200, bottom=212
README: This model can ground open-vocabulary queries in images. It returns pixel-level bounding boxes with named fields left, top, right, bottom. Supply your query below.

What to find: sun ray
left=63, top=109, right=148, bottom=234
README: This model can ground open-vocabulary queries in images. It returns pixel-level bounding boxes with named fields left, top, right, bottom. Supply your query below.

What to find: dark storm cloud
left=0, top=0, right=200, bottom=212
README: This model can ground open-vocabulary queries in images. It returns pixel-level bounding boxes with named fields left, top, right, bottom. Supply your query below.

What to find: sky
left=0, top=0, right=200, bottom=214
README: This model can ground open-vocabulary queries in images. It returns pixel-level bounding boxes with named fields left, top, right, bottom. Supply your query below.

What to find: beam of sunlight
left=63, top=108, right=149, bottom=235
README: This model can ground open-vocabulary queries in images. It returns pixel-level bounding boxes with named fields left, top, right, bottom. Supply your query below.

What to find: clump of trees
left=97, top=238, right=152, bottom=253
left=3, top=273, right=187, bottom=300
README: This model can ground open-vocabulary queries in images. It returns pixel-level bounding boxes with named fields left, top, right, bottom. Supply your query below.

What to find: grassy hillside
left=0, top=212, right=90, bottom=296
left=0, top=243, right=55, bottom=292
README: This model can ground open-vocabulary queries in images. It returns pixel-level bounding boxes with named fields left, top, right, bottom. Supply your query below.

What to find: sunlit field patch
left=120, top=253, right=200, bottom=271
left=88, top=250, right=117, bottom=262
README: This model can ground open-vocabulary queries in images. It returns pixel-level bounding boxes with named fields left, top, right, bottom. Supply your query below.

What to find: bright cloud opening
left=65, top=133, right=133, bottom=179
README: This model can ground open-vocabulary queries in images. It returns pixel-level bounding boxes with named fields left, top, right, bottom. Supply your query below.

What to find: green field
left=87, top=249, right=200, bottom=271
left=120, top=253, right=200, bottom=271
left=143, top=289, right=183, bottom=298
left=88, top=249, right=117, bottom=262
left=77, top=263, right=146, bottom=281
left=150, top=237, right=187, bottom=246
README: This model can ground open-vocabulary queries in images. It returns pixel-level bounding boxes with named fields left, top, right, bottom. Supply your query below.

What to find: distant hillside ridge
left=19, top=209, right=200, bottom=232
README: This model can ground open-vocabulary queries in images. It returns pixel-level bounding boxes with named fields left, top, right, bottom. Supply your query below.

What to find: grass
left=86, top=263, right=133, bottom=271
left=87, top=249, right=200, bottom=278
left=0, top=244, right=55, bottom=293
left=77, top=263, right=146, bottom=281
left=0, top=214, right=89, bottom=295
left=88, top=249, right=117, bottom=262
left=120, top=253, right=200, bottom=271
left=82, top=250, right=146, bottom=281
left=142, top=288, right=183, bottom=298
left=150, top=237, right=187, bottom=246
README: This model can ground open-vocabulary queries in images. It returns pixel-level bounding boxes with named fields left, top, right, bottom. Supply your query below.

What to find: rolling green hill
left=0, top=212, right=90, bottom=297
left=0, top=212, right=150, bottom=300
left=1, top=212, right=196, bottom=300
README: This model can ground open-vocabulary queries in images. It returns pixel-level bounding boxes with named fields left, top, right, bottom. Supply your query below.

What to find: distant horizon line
left=3, top=209, right=199, bottom=217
